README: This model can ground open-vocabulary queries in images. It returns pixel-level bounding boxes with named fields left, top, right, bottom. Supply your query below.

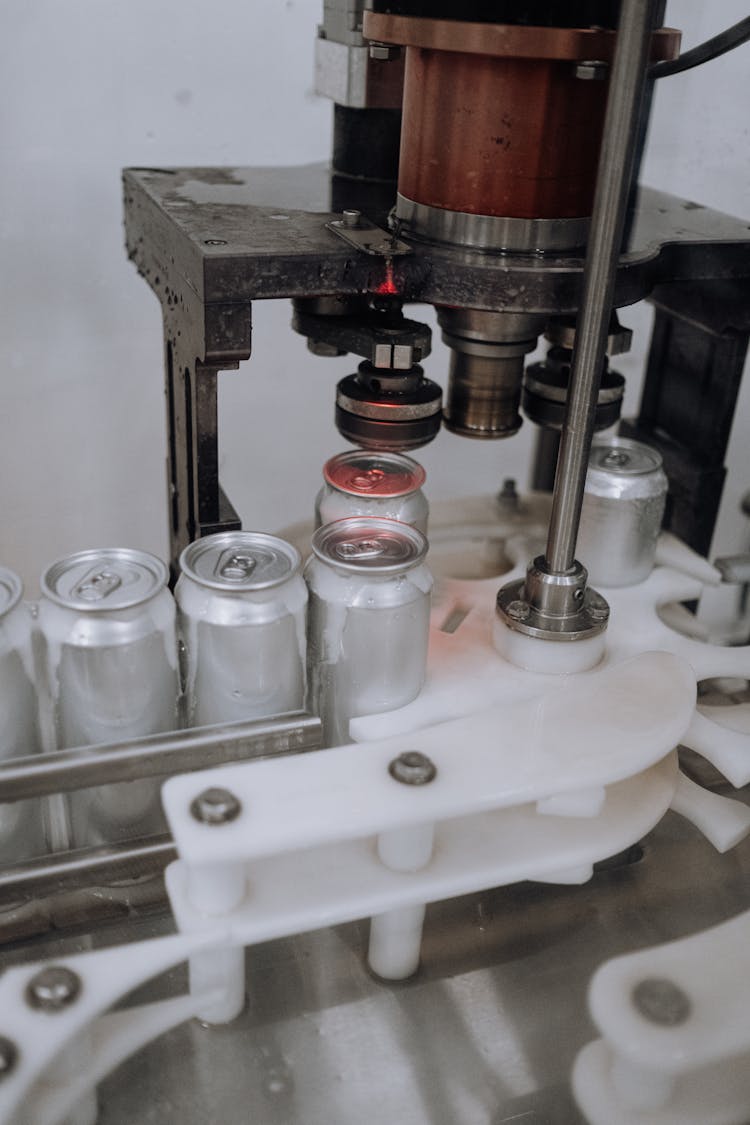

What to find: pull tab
left=75, top=569, right=122, bottom=602
left=351, top=468, right=386, bottom=493
left=336, top=538, right=386, bottom=561
left=216, top=550, right=257, bottom=582
left=602, top=450, right=630, bottom=469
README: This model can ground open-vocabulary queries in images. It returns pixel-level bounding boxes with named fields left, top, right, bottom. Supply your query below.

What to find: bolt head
left=632, top=978, right=691, bottom=1026
left=190, top=787, right=242, bottom=826
left=26, top=966, right=82, bottom=1012
left=389, top=751, right=437, bottom=786
left=506, top=599, right=531, bottom=622
left=342, top=208, right=361, bottom=230
left=0, top=1036, right=17, bottom=1081
left=369, top=42, right=400, bottom=61
left=587, top=592, right=610, bottom=622
left=575, top=60, right=608, bottom=80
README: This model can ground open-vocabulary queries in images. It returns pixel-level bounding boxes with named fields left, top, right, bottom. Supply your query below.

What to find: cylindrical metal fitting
left=335, top=362, right=442, bottom=451
left=576, top=437, right=668, bottom=586
left=438, top=309, right=542, bottom=439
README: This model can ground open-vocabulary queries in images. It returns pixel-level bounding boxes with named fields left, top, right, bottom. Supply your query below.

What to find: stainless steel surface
left=305, top=519, right=431, bottom=747
left=316, top=451, right=428, bottom=534
left=0, top=713, right=322, bottom=801
left=176, top=533, right=307, bottom=729
left=437, top=309, right=542, bottom=440
left=576, top=437, right=668, bottom=587
left=3, top=798, right=741, bottom=1125
left=395, top=194, right=591, bottom=253
left=545, top=0, right=658, bottom=578
left=497, top=558, right=609, bottom=641
left=0, top=835, right=175, bottom=901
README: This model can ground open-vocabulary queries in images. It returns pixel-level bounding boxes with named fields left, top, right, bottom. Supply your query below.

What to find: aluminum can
left=176, top=532, right=307, bottom=728
left=315, top=451, right=428, bottom=534
left=0, top=567, right=45, bottom=864
left=305, top=517, right=432, bottom=747
left=576, top=437, right=668, bottom=587
left=38, top=548, right=178, bottom=847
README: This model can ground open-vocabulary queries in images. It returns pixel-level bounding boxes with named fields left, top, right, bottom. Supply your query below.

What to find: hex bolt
left=0, top=1036, right=17, bottom=1080
left=506, top=599, right=531, bottom=622
left=631, top=978, right=691, bottom=1026
left=389, top=751, right=437, bottom=786
left=575, top=60, right=609, bottom=80
left=190, top=786, right=242, bottom=825
left=342, top=209, right=361, bottom=230
left=369, top=42, right=401, bottom=61
left=26, top=966, right=82, bottom=1012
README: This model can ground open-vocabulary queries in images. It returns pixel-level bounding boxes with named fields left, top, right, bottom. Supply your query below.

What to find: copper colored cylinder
left=398, top=48, right=608, bottom=220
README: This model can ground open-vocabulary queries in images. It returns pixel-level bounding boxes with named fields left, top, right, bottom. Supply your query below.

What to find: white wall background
left=1, top=1, right=748, bottom=594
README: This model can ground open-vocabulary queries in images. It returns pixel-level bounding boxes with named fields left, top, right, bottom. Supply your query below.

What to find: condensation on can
left=37, top=548, right=178, bottom=848
left=576, top=437, right=668, bottom=587
left=0, top=566, right=45, bottom=864
left=304, top=517, right=433, bottom=748
left=315, top=451, right=429, bottom=534
left=176, top=531, right=308, bottom=728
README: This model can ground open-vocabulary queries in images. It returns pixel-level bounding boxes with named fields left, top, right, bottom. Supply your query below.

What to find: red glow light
left=375, top=260, right=399, bottom=296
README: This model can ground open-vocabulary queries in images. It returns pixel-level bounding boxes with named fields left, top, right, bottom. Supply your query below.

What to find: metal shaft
left=0, top=835, right=176, bottom=901
left=0, top=712, right=322, bottom=803
left=545, top=0, right=657, bottom=574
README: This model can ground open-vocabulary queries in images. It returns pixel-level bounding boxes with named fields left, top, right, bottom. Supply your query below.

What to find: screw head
left=506, top=599, right=530, bottom=622
left=575, top=60, right=608, bottom=80
left=632, top=978, right=691, bottom=1026
left=190, top=787, right=242, bottom=825
left=389, top=751, right=437, bottom=786
left=26, top=966, right=82, bottom=1012
left=587, top=593, right=610, bottom=622
left=203, top=238, right=227, bottom=246
left=0, top=1036, right=17, bottom=1081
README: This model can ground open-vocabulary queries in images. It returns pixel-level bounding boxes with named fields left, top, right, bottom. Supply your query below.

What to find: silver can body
left=0, top=567, right=45, bottom=864
left=305, top=518, right=433, bottom=747
left=176, top=532, right=307, bottom=728
left=38, top=549, right=178, bottom=848
left=577, top=437, right=668, bottom=587
left=315, top=451, right=428, bottom=534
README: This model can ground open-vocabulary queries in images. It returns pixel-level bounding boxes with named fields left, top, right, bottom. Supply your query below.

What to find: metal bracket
left=326, top=213, right=412, bottom=257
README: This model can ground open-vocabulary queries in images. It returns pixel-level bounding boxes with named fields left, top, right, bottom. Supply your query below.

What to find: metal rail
left=545, top=0, right=659, bottom=574
left=0, top=835, right=176, bottom=901
left=0, top=712, right=322, bottom=803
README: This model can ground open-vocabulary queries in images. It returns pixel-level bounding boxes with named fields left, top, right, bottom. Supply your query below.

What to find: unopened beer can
left=176, top=532, right=307, bottom=728
left=0, top=567, right=44, bottom=864
left=305, top=517, right=432, bottom=747
left=38, top=548, right=178, bottom=847
left=315, top=451, right=428, bottom=534
left=577, top=437, right=668, bottom=587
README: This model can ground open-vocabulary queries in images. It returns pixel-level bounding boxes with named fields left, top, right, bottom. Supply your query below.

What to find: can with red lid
left=315, top=451, right=428, bottom=534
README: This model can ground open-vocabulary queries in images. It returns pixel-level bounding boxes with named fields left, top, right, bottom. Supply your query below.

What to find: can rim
left=41, top=548, right=169, bottom=612
left=0, top=566, right=23, bottom=619
left=179, top=532, right=302, bottom=592
left=310, top=517, right=428, bottom=574
left=589, top=436, right=664, bottom=476
left=323, top=450, right=426, bottom=498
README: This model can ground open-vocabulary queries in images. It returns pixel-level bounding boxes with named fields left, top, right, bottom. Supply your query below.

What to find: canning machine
left=2, top=3, right=750, bottom=1124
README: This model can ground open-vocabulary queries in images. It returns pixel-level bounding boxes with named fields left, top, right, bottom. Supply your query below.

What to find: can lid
left=0, top=566, right=23, bottom=619
left=589, top=437, right=663, bottom=477
left=41, top=549, right=168, bottom=612
left=323, top=451, right=426, bottom=498
left=312, top=517, right=427, bottom=573
left=179, top=532, right=301, bottom=592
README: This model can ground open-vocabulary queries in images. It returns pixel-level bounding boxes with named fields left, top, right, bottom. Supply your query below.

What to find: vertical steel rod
left=545, top=0, right=658, bottom=574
